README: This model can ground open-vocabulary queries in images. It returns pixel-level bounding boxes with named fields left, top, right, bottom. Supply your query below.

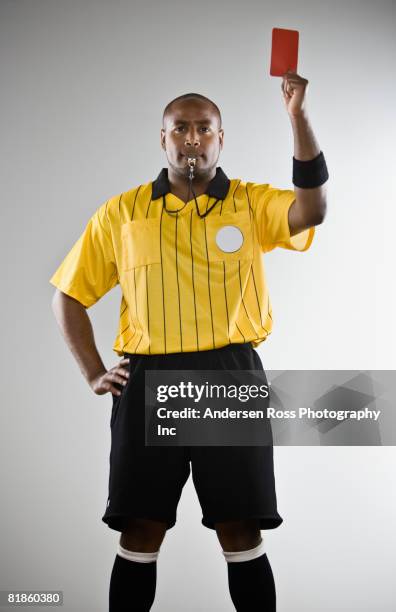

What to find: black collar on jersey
left=151, top=166, right=231, bottom=201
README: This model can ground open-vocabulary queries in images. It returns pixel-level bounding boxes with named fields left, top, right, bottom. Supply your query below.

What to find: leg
left=104, top=353, right=191, bottom=610
left=215, top=518, right=262, bottom=551
left=120, top=517, right=168, bottom=552
left=109, top=518, right=168, bottom=612
left=215, top=519, right=276, bottom=612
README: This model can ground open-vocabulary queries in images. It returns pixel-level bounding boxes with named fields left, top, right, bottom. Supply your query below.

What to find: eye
left=175, top=126, right=185, bottom=132
left=200, top=126, right=210, bottom=132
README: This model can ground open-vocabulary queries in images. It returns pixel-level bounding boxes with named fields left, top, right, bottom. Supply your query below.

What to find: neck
left=167, top=166, right=216, bottom=203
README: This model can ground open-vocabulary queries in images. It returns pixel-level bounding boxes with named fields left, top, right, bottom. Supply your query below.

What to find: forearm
left=289, top=111, right=321, bottom=160
left=289, top=112, right=327, bottom=224
left=51, top=290, right=107, bottom=385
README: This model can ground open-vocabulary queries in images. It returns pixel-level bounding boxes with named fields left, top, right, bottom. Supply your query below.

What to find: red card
left=270, top=28, right=299, bottom=76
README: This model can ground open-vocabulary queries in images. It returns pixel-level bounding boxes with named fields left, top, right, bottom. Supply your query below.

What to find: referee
left=50, top=70, right=328, bottom=611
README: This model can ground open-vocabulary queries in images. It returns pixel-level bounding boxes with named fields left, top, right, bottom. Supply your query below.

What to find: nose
left=184, top=129, right=200, bottom=148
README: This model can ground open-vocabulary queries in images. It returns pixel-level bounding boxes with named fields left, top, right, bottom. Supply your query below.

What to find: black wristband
left=292, top=150, right=329, bottom=188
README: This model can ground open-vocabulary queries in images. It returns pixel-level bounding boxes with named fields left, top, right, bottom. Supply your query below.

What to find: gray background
left=1, top=0, right=395, bottom=610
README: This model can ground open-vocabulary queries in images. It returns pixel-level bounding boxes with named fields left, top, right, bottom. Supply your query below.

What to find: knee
left=215, top=519, right=262, bottom=552
left=120, top=518, right=167, bottom=553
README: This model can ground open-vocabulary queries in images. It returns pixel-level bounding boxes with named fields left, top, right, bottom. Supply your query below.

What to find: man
left=50, top=70, right=328, bottom=611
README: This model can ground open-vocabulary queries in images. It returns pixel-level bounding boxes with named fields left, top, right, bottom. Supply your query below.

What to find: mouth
left=181, top=153, right=203, bottom=161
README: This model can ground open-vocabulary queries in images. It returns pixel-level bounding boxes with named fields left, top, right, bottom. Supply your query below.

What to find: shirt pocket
left=205, top=210, right=253, bottom=262
left=121, top=218, right=161, bottom=270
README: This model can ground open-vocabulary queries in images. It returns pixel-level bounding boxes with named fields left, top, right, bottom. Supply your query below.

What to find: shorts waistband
left=124, top=342, right=253, bottom=360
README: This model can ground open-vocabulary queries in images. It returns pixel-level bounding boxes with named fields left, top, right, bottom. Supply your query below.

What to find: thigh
left=103, top=354, right=192, bottom=532
left=191, top=444, right=278, bottom=521
left=189, top=345, right=281, bottom=529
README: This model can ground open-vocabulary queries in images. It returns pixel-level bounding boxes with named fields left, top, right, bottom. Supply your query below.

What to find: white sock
left=222, top=539, right=265, bottom=563
left=117, top=543, right=159, bottom=563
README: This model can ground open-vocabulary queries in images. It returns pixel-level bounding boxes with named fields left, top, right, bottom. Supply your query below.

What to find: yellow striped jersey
left=49, top=167, right=314, bottom=355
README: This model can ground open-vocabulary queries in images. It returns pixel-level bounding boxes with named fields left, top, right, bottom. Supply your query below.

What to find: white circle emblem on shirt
left=215, top=225, right=244, bottom=253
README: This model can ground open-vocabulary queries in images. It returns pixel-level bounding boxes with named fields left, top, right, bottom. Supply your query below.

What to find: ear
left=219, top=128, right=224, bottom=150
left=160, top=128, right=166, bottom=151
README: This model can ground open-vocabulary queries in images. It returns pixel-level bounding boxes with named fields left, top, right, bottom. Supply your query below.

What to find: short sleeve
left=250, top=182, right=315, bottom=253
left=49, top=201, right=119, bottom=308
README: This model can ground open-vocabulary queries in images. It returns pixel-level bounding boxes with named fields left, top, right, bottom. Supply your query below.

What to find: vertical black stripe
left=131, top=185, right=142, bottom=220
left=243, top=181, right=265, bottom=333
left=232, top=180, right=241, bottom=212
left=222, top=261, right=231, bottom=344
left=134, top=331, right=143, bottom=353
left=133, top=268, right=144, bottom=353
left=143, top=188, right=153, bottom=353
left=160, top=204, right=167, bottom=354
left=204, top=201, right=216, bottom=349
left=244, top=183, right=254, bottom=216
left=118, top=194, right=123, bottom=218
left=268, top=295, right=273, bottom=321
left=250, top=263, right=268, bottom=333
left=130, top=187, right=146, bottom=353
left=146, top=194, right=153, bottom=218
left=145, top=265, right=151, bottom=354
left=175, top=214, right=183, bottom=352
left=238, top=260, right=260, bottom=338
left=244, top=183, right=255, bottom=246
left=235, top=322, right=245, bottom=342
left=244, top=182, right=267, bottom=334
left=190, top=209, right=199, bottom=351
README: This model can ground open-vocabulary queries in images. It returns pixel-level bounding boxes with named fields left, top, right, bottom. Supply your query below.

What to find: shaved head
left=162, top=93, right=222, bottom=128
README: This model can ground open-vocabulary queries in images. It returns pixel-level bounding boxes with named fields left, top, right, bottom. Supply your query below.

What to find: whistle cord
left=189, top=175, right=222, bottom=218
left=162, top=175, right=222, bottom=219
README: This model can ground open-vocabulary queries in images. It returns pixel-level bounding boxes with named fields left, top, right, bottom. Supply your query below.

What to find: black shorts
left=101, top=342, right=283, bottom=532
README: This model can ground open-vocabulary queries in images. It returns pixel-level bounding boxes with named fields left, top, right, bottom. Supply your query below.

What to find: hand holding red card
left=270, top=27, right=308, bottom=117
left=280, top=69, right=309, bottom=116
